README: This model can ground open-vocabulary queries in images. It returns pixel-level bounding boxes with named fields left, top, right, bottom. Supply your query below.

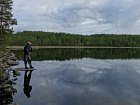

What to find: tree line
left=7, top=31, right=140, bottom=47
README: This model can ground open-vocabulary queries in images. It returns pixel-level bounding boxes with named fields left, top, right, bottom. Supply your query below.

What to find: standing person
left=23, top=42, right=33, bottom=69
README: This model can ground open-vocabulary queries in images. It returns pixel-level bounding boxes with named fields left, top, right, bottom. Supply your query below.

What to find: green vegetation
left=7, top=31, right=140, bottom=47
left=12, top=48, right=140, bottom=61
left=0, top=0, right=17, bottom=48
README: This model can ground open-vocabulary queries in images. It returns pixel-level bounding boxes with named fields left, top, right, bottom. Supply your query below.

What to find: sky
left=12, top=0, right=140, bottom=35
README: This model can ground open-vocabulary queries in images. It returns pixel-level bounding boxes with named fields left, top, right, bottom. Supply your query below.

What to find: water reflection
left=23, top=71, right=32, bottom=98
left=13, top=59, right=140, bottom=105
left=10, top=47, right=140, bottom=105
left=12, top=48, right=140, bottom=61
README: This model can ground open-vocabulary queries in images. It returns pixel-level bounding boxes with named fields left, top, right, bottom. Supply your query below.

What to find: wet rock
left=3, top=88, right=13, bottom=94
left=0, top=58, right=2, bottom=62
left=0, top=51, right=19, bottom=105
left=0, top=72, right=8, bottom=81
left=1, top=84, right=12, bottom=89
left=4, top=63, right=10, bottom=68
left=7, top=60, right=19, bottom=66
left=0, top=51, right=19, bottom=74
left=8, top=56, right=17, bottom=61
left=13, top=70, right=21, bottom=77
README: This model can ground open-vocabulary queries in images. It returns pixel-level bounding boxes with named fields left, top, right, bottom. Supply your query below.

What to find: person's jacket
left=24, top=44, right=32, bottom=55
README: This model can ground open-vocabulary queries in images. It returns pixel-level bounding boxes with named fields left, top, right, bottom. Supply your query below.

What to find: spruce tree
left=0, top=0, right=17, bottom=48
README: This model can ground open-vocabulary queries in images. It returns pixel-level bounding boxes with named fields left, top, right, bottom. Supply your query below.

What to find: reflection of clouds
left=15, top=59, right=140, bottom=105
left=75, top=58, right=112, bottom=73
left=33, top=59, right=113, bottom=84
left=128, top=60, right=140, bottom=74
left=34, top=59, right=140, bottom=105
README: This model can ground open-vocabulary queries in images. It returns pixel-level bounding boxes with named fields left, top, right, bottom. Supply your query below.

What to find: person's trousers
left=24, top=54, right=32, bottom=67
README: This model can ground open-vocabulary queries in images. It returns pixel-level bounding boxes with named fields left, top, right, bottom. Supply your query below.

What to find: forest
left=7, top=31, right=140, bottom=47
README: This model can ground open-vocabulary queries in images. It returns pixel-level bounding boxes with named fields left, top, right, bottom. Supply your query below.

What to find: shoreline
left=0, top=51, right=19, bottom=105
left=6, top=46, right=140, bottom=49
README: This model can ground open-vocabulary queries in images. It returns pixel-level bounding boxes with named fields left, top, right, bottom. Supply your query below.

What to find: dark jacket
left=24, top=44, right=32, bottom=55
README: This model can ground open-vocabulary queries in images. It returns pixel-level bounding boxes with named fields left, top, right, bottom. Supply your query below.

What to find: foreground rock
left=0, top=50, right=19, bottom=105
left=7, top=60, right=19, bottom=66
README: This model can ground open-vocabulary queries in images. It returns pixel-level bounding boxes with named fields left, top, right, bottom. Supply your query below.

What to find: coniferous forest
left=7, top=31, right=140, bottom=47
left=0, top=0, right=17, bottom=48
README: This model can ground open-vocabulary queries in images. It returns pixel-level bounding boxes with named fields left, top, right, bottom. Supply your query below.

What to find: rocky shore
left=0, top=50, right=19, bottom=105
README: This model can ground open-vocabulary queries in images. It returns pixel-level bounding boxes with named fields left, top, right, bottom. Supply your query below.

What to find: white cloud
left=13, top=0, right=140, bottom=34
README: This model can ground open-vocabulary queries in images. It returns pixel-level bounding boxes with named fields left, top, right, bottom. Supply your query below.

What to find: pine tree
left=0, top=0, right=17, bottom=48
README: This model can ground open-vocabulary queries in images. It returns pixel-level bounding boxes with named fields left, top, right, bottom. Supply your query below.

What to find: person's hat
left=27, top=41, right=32, bottom=44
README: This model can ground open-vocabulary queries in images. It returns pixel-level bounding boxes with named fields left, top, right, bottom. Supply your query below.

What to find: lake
left=9, top=48, right=140, bottom=105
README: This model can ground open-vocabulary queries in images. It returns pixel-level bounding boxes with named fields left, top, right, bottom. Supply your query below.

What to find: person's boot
left=30, top=65, right=34, bottom=68
left=24, top=61, right=28, bottom=69
left=28, top=60, right=34, bottom=68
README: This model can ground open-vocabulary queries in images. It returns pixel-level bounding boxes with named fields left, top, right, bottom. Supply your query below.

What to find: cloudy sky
left=12, top=0, right=140, bottom=34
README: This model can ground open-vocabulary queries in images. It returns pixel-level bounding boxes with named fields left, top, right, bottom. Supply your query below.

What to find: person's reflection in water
left=23, top=71, right=32, bottom=98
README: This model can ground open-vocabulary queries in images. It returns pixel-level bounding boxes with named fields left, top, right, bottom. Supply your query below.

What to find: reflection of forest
left=12, top=48, right=140, bottom=61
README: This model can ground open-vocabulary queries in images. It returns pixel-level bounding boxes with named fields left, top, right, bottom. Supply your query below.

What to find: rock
left=8, top=56, right=17, bottom=61
left=0, top=58, right=2, bottom=62
left=1, top=84, right=12, bottom=89
left=0, top=51, right=19, bottom=105
left=11, top=53, right=15, bottom=57
left=0, top=72, right=8, bottom=80
left=7, top=60, right=19, bottom=66
left=3, top=63, right=10, bottom=68
left=3, top=88, right=13, bottom=94
left=13, top=70, right=21, bottom=76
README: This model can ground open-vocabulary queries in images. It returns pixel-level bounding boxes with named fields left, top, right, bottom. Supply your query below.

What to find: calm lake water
left=10, top=48, right=140, bottom=105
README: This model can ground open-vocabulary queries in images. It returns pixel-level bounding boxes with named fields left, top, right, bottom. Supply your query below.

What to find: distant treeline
left=12, top=48, right=140, bottom=61
left=7, top=31, right=140, bottom=46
